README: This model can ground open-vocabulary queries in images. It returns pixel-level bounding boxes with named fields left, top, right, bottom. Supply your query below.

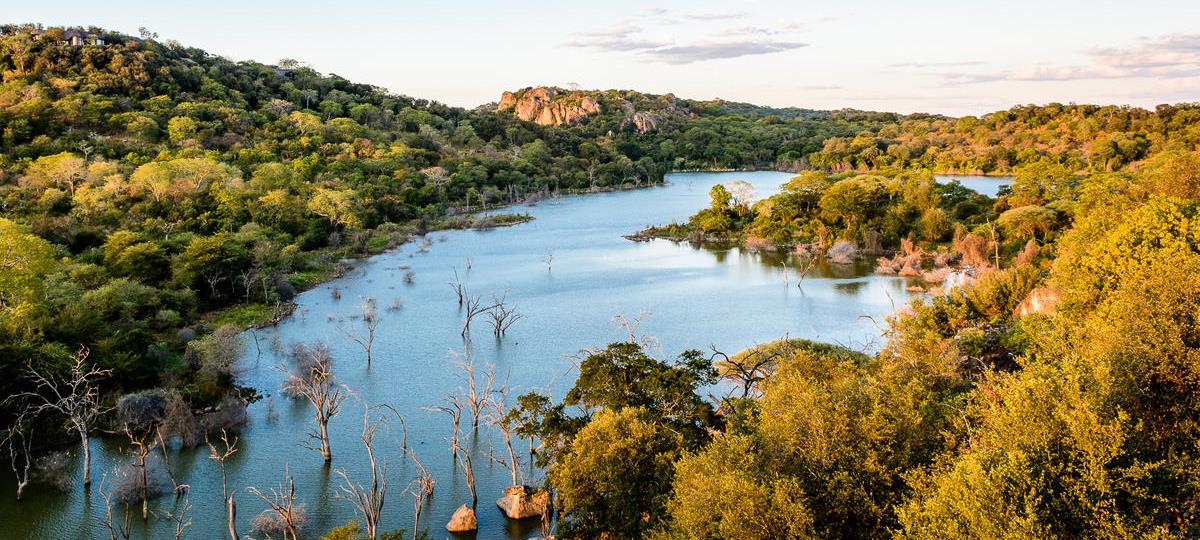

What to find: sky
left=8, top=0, right=1200, bottom=115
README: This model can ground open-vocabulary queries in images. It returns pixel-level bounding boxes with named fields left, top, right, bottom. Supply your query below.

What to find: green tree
left=553, top=408, right=683, bottom=539
left=0, top=218, right=56, bottom=334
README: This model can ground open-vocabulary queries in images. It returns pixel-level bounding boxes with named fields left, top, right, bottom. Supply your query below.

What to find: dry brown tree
left=454, top=359, right=500, bottom=429
left=334, top=405, right=389, bottom=540
left=16, top=346, right=110, bottom=488
left=460, top=293, right=499, bottom=338
left=406, top=450, right=435, bottom=540
left=486, top=391, right=524, bottom=488
left=488, top=293, right=525, bottom=337
left=121, top=425, right=157, bottom=520
left=248, top=466, right=307, bottom=540
left=455, top=435, right=478, bottom=509
left=709, top=344, right=782, bottom=399
left=791, top=249, right=820, bottom=290
left=340, top=297, right=380, bottom=367
left=282, top=343, right=350, bottom=462
left=96, top=469, right=133, bottom=540
left=205, top=430, right=239, bottom=540
left=424, top=394, right=465, bottom=455
left=611, top=311, right=659, bottom=351
left=2, top=409, right=34, bottom=501
left=160, top=490, right=193, bottom=540
left=448, top=268, right=466, bottom=306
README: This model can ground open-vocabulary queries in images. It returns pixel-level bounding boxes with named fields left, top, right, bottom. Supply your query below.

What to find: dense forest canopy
left=3, top=22, right=1200, bottom=540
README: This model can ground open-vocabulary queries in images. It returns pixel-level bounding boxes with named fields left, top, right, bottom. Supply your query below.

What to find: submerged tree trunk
left=80, top=430, right=91, bottom=488
left=320, top=422, right=332, bottom=462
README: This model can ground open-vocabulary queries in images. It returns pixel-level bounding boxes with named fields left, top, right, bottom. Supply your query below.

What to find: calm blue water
left=3, top=171, right=928, bottom=539
left=936, top=174, right=1013, bottom=198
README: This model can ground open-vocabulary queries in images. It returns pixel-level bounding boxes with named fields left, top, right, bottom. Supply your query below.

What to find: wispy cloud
left=935, top=33, right=1200, bottom=85
left=888, top=60, right=986, bottom=68
left=642, top=40, right=808, bottom=64
left=569, top=15, right=809, bottom=65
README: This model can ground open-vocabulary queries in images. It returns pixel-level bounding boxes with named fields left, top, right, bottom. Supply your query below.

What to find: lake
left=936, top=174, right=1013, bottom=198
left=1, top=171, right=952, bottom=539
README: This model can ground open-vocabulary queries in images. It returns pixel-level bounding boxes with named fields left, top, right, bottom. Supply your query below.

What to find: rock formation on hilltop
left=499, top=87, right=601, bottom=126
left=497, top=86, right=693, bottom=133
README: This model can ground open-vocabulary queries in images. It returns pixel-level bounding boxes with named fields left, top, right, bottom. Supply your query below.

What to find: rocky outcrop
left=496, top=485, right=551, bottom=520
left=499, top=87, right=600, bottom=126
left=1014, top=286, right=1062, bottom=317
left=446, top=505, right=478, bottom=532
left=498, top=87, right=685, bottom=132
left=629, top=111, right=664, bottom=133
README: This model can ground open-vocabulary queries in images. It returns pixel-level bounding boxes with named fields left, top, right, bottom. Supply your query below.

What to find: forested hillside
left=0, top=25, right=863, bottom=406
left=810, top=103, right=1200, bottom=173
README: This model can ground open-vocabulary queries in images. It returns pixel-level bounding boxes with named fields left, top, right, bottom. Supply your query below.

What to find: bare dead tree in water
left=248, top=466, right=306, bottom=540
left=448, top=268, right=466, bottom=306
left=335, top=405, right=388, bottom=540
left=611, top=311, right=659, bottom=350
left=792, top=251, right=820, bottom=291
left=487, top=391, right=524, bottom=488
left=122, top=425, right=156, bottom=520
left=160, top=490, right=193, bottom=540
left=282, top=343, right=349, bottom=462
left=425, top=395, right=465, bottom=456
left=456, top=436, right=478, bottom=509
left=542, top=249, right=554, bottom=272
left=488, top=292, right=525, bottom=337
left=461, top=293, right=499, bottom=338
left=15, top=346, right=110, bottom=488
left=340, top=297, right=380, bottom=367
left=205, top=430, right=239, bottom=540
left=2, top=410, right=34, bottom=501
left=407, top=450, right=435, bottom=540
left=96, top=471, right=133, bottom=540
left=455, top=359, right=500, bottom=429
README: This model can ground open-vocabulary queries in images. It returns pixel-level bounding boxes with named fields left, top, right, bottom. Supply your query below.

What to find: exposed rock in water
left=445, top=504, right=478, bottom=532
left=499, top=87, right=600, bottom=126
left=496, top=485, right=551, bottom=520
left=1014, top=286, right=1061, bottom=317
left=826, top=240, right=859, bottom=264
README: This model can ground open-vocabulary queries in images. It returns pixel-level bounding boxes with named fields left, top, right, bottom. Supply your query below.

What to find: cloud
left=801, top=84, right=843, bottom=91
left=567, top=19, right=809, bottom=64
left=641, top=40, right=808, bottom=64
left=889, top=60, right=986, bottom=68
left=937, top=33, right=1200, bottom=85
left=683, top=10, right=749, bottom=21
left=567, top=24, right=672, bottom=52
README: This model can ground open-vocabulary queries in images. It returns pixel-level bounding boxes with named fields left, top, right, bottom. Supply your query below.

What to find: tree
left=129, top=158, right=242, bottom=204
left=1010, top=159, right=1075, bottom=206
left=335, top=405, right=389, bottom=540
left=15, top=347, right=110, bottom=488
left=997, top=205, right=1058, bottom=241
left=248, top=466, right=307, bottom=540
left=340, top=297, right=379, bottom=367
left=206, top=430, right=240, bottom=540
left=21, top=152, right=85, bottom=194
left=818, top=175, right=889, bottom=233
left=664, top=434, right=814, bottom=539
left=307, top=187, right=361, bottom=229
left=553, top=407, right=683, bottom=538
left=0, top=218, right=56, bottom=334
left=282, top=343, right=349, bottom=462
